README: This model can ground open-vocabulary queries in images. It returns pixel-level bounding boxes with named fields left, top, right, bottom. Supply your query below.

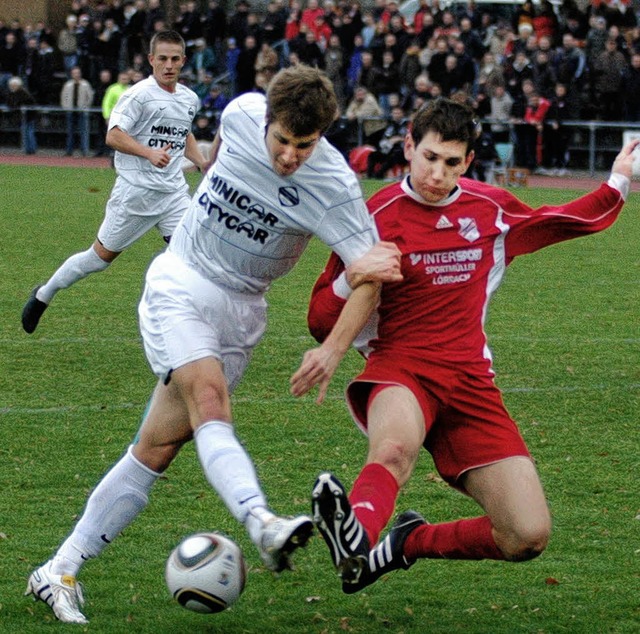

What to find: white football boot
left=25, top=560, right=88, bottom=624
left=258, top=515, right=314, bottom=572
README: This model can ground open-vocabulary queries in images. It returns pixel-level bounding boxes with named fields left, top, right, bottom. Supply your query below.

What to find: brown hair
left=266, top=65, right=338, bottom=136
left=150, top=30, right=186, bottom=55
left=411, top=98, right=478, bottom=155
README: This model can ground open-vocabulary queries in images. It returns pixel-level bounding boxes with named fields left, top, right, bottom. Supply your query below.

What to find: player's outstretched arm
left=290, top=281, right=380, bottom=404
left=291, top=241, right=402, bottom=404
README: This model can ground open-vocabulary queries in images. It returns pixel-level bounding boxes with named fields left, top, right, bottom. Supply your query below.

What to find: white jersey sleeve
left=168, top=92, right=378, bottom=294
left=109, top=77, right=200, bottom=192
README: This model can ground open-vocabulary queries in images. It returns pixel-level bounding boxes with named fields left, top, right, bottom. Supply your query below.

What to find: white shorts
left=97, top=177, right=190, bottom=252
left=138, top=251, right=267, bottom=392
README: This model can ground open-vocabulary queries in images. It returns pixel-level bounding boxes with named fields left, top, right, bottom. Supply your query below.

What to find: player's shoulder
left=458, top=176, right=498, bottom=194
left=311, top=139, right=352, bottom=175
left=115, top=77, right=158, bottom=108
left=175, top=81, right=200, bottom=103
left=458, top=176, right=519, bottom=205
left=367, top=180, right=405, bottom=213
left=221, top=92, right=266, bottom=127
left=125, top=76, right=155, bottom=97
left=299, top=140, right=363, bottom=198
left=366, top=181, right=405, bottom=238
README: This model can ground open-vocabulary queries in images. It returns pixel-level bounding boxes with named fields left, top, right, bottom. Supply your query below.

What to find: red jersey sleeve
left=502, top=183, right=625, bottom=258
left=307, top=251, right=348, bottom=343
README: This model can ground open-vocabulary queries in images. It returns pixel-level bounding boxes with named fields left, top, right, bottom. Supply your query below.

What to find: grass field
left=1, top=165, right=638, bottom=633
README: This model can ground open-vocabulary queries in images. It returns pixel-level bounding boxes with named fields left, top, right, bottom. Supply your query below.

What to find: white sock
left=194, top=421, right=271, bottom=532
left=51, top=446, right=160, bottom=577
left=38, top=246, right=110, bottom=304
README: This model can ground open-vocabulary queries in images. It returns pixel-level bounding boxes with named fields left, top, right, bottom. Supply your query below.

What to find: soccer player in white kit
left=21, top=30, right=209, bottom=334
left=25, top=65, right=402, bottom=624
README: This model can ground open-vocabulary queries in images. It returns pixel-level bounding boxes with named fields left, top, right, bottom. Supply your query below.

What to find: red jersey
left=308, top=176, right=624, bottom=370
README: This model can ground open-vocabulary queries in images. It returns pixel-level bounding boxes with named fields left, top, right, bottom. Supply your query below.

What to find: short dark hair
left=150, top=30, right=185, bottom=55
left=266, top=65, right=337, bottom=136
left=411, top=98, right=478, bottom=155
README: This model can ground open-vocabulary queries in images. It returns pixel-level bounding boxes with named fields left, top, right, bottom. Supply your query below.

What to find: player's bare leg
left=345, top=457, right=551, bottom=594
left=463, top=456, right=551, bottom=561
left=163, top=358, right=312, bottom=571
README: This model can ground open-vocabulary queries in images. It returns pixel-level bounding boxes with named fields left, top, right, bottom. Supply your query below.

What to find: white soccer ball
left=165, top=532, right=247, bottom=613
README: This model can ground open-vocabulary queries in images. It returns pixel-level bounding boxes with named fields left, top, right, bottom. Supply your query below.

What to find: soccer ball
left=165, top=532, right=247, bottom=613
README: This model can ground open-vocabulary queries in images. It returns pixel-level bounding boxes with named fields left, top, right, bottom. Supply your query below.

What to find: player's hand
left=290, top=344, right=343, bottom=404
left=346, top=241, right=403, bottom=289
left=611, top=139, right=640, bottom=180
left=147, top=148, right=172, bottom=168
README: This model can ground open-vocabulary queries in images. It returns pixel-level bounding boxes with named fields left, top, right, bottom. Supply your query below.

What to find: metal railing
left=2, top=105, right=640, bottom=176
left=483, top=119, right=640, bottom=175
left=0, top=105, right=105, bottom=151
left=339, top=116, right=640, bottom=176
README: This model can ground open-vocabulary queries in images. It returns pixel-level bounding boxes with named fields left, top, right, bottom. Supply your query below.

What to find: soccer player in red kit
left=290, top=97, right=638, bottom=593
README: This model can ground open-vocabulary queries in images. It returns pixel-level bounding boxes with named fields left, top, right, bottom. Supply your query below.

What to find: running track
left=1, top=148, right=636, bottom=192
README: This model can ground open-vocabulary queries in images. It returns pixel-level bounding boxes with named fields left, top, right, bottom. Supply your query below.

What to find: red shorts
left=346, top=352, right=530, bottom=489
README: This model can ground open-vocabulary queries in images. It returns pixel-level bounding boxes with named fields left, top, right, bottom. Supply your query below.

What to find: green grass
left=1, top=166, right=639, bottom=633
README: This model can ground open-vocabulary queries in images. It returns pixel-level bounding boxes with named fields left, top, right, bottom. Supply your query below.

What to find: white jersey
left=169, top=92, right=378, bottom=294
left=109, top=76, right=200, bottom=192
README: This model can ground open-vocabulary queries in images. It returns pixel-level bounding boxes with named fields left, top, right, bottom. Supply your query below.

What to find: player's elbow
left=105, top=126, right=121, bottom=149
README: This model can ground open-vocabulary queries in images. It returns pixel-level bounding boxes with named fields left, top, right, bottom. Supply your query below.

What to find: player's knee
left=369, top=438, right=419, bottom=486
left=501, top=520, right=551, bottom=562
left=191, top=381, right=231, bottom=423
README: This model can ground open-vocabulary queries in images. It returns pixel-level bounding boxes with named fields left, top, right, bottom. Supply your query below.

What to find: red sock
left=349, top=463, right=399, bottom=546
left=404, top=516, right=505, bottom=561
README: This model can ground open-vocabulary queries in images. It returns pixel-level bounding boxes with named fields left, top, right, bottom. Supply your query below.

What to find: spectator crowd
left=2, top=0, right=640, bottom=173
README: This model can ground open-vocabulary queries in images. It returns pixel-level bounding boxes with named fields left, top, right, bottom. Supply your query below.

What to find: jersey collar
left=401, top=175, right=462, bottom=206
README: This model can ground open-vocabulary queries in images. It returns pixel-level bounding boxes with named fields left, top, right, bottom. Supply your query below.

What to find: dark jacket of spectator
left=398, top=42, right=423, bottom=95
left=297, top=33, right=325, bottom=69
left=174, top=1, right=203, bottom=44
left=31, top=41, right=59, bottom=104
left=532, top=50, right=558, bottom=98
left=459, top=17, right=486, bottom=61
left=622, top=52, right=640, bottom=120
left=370, top=55, right=401, bottom=97
left=504, top=52, right=535, bottom=98
left=234, top=35, right=258, bottom=93
left=204, top=0, right=227, bottom=46
left=260, top=1, right=286, bottom=45
left=228, top=0, right=250, bottom=44
left=0, top=32, right=25, bottom=76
